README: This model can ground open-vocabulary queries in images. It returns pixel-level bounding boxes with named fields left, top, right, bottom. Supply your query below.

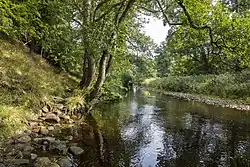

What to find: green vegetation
left=143, top=72, right=250, bottom=102
left=0, top=39, right=77, bottom=138
left=0, top=0, right=250, bottom=138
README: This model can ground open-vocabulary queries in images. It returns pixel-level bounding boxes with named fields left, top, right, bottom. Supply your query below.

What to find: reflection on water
left=79, top=90, right=250, bottom=167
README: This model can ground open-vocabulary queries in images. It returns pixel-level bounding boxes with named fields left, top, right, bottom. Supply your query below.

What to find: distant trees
left=154, top=0, right=250, bottom=76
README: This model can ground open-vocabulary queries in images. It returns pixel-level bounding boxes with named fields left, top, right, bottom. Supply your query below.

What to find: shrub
left=143, top=72, right=250, bottom=101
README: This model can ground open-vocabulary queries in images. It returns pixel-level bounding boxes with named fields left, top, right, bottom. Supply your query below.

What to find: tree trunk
left=29, top=40, right=35, bottom=55
left=80, top=49, right=95, bottom=88
left=88, top=50, right=108, bottom=102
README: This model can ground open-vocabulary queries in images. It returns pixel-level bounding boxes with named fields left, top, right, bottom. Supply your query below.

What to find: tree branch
left=155, top=0, right=183, bottom=26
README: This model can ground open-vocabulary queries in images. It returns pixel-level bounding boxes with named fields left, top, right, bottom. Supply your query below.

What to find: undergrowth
left=143, top=72, right=250, bottom=102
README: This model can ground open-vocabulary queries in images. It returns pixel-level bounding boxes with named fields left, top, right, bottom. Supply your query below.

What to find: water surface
left=79, top=90, right=250, bottom=167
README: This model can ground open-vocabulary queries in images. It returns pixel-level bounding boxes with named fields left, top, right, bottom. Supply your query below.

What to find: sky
left=142, top=16, right=170, bottom=45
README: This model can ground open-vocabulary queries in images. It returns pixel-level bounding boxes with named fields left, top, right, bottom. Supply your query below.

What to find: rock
left=33, top=137, right=56, bottom=143
left=42, top=145, right=47, bottom=151
left=5, top=159, right=29, bottom=165
left=48, top=126, right=55, bottom=131
left=0, top=163, right=5, bottom=167
left=23, top=145, right=35, bottom=157
left=59, top=114, right=70, bottom=120
left=31, top=132, right=39, bottom=138
left=55, top=103, right=65, bottom=110
left=45, top=113, right=60, bottom=123
left=25, top=129, right=32, bottom=135
left=64, top=136, right=73, bottom=141
left=40, top=127, right=49, bottom=135
left=68, top=146, right=84, bottom=156
left=31, top=153, right=38, bottom=160
left=50, top=140, right=67, bottom=155
left=67, top=119, right=74, bottom=124
left=34, top=157, right=51, bottom=167
left=42, top=106, right=50, bottom=113
left=58, top=157, right=73, bottom=167
left=29, top=121, right=38, bottom=127
left=32, top=127, right=40, bottom=133
left=50, top=163, right=60, bottom=167
left=17, top=135, right=31, bottom=143
left=53, top=109, right=62, bottom=116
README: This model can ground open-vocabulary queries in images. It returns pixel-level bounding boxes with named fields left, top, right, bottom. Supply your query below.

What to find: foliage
left=143, top=72, right=250, bottom=101
left=155, top=0, right=250, bottom=76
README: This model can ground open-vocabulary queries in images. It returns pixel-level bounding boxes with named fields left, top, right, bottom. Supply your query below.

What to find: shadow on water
left=77, top=90, right=250, bottom=167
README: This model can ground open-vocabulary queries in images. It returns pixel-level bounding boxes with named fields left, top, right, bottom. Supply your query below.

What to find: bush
left=142, top=72, right=250, bottom=101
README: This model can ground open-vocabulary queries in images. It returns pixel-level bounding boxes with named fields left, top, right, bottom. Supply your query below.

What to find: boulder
left=58, top=157, right=73, bottom=167
left=49, top=140, right=67, bottom=155
left=34, top=157, right=51, bottom=167
left=17, top=135, right=31, bottom=143
left=40, top=127, right=49, bottom=135
left=45, top=113, right=60, bottom=123
left=68, top=146, right=84, bottom=156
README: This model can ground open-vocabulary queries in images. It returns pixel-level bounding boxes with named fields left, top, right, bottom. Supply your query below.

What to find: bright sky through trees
left=143, top=16, right=170, bottom=45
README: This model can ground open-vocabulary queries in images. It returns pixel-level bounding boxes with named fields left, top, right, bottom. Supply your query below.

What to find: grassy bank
left=143, top=73, right=250, bottom=103
left=0, top=39, right=77, bottom=139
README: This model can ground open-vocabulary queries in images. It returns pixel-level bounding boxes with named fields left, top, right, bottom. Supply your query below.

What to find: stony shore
left=0, top=97, right=85, bottom=167
left=144, top=88, right=250, bottom=111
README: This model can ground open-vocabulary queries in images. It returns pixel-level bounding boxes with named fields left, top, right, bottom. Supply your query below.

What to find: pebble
left=31, top=153, right=38, bottom=160
left=42, top=106, right=49, bottom=113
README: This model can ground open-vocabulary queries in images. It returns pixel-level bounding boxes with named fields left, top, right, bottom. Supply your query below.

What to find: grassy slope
left=0, top=39, right=77, bottom=139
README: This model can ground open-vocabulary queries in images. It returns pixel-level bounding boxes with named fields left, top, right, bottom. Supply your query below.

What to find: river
left=76, top=90, right=250, bottom=167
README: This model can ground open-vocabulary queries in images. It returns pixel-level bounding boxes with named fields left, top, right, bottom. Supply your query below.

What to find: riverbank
left=143, top=87, right=250, bottom=111
left=0, top=39, right=80, bottom=140
left=0, top=39, right=89, bottom=166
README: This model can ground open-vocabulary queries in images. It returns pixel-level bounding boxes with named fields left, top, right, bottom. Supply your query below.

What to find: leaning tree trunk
left=88, top=50, right=109, bottom=102
left=80, top=49, right=95, bottom=89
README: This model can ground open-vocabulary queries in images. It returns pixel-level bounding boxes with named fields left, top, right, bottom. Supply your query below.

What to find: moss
left=0, top=39, right=78, bottom=139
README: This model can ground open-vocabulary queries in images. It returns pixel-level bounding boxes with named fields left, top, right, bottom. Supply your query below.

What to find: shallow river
left=78, top=90, right=250, bottom=167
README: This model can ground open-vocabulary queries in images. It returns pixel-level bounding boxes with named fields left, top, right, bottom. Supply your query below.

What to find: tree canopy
left=0, top=0, right=249, bottom=109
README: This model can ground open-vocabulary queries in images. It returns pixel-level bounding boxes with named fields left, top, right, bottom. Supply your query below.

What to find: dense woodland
left=0, top=0, right=250, bottom=108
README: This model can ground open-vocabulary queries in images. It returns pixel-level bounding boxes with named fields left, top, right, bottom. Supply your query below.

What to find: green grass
left=143, top=73, right=250, bottom=102
left=0, top=39, right=78, bottom=139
